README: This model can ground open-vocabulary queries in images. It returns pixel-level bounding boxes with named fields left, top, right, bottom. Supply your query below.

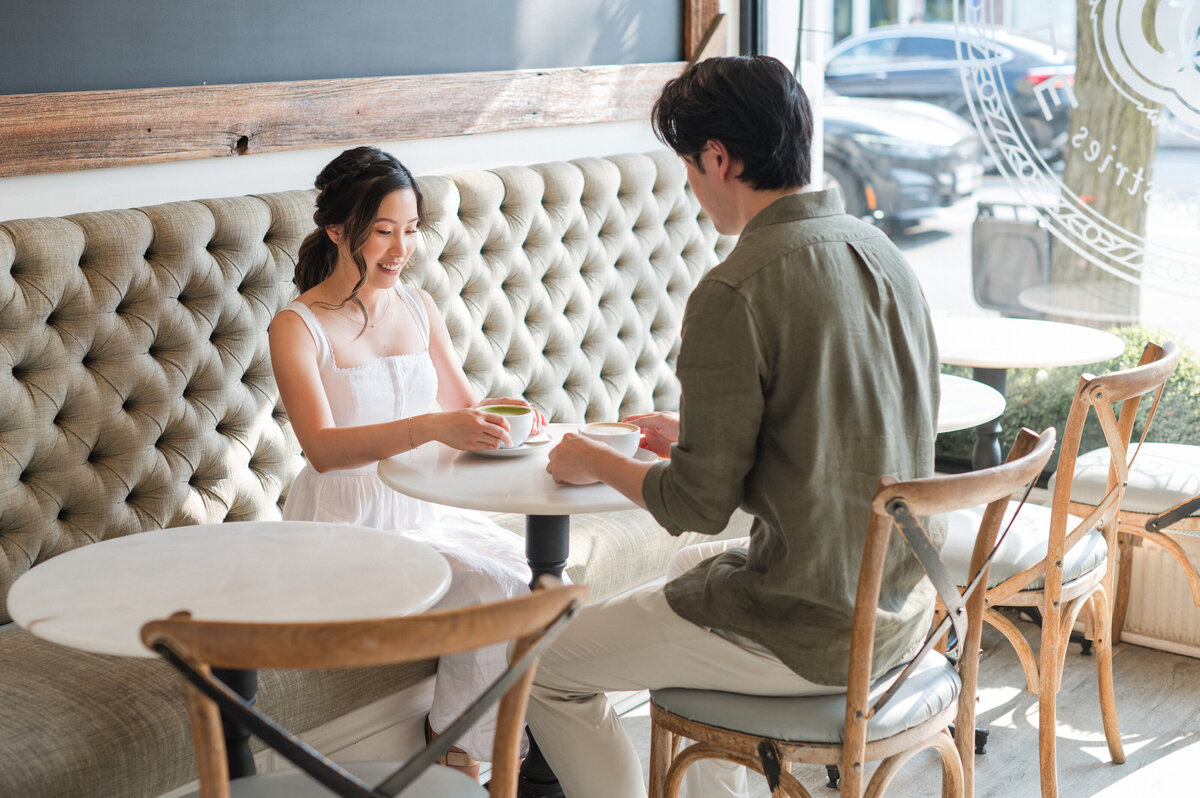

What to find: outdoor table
left=1017, top=281, right=1138, bottom=326
left=934, top=316, right=1125, bottom=468
left=8, top=521, right=451, bottom=780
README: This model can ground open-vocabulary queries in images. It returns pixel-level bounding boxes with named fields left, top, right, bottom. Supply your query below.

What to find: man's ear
left=707, top=140, right=735, bottom=181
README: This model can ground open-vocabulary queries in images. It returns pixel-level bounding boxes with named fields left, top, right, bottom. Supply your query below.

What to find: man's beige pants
left=525, top=540, right=843, bottom=798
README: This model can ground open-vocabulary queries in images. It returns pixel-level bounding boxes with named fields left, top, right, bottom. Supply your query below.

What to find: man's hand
left=546, top=433, right=611, bottom=485
left=623, top=411, right=679, bottom=458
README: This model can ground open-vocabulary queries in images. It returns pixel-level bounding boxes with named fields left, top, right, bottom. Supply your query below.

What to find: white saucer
left=469, top=433, right=552, bottom=459
left=634, top=448, right=660, bottom=462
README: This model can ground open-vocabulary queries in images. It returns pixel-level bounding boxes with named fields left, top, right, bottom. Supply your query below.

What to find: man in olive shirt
left=530, top=56, right=940, bottom=798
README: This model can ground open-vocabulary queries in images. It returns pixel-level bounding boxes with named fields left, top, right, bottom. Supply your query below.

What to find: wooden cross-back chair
left=648, top=427, right=1057, bottom=798
left=939, top=340, right=1179, bottom=798
left=141, top=576, right=587, bottom=798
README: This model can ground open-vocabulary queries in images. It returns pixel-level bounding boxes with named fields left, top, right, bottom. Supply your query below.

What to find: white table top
left=1017, top=282, right=1137, bottom=325
left=8, top=521, right=452, bottom=659
left=378, top=423, right=649, bottom=517
left=938, top=373, right=1006, bottom=433
left=933, top=316, right=1125, bottom=370
left=380, top=387, right=998, bottom=513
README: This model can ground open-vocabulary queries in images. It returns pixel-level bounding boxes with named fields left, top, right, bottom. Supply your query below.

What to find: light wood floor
left=619, top=611, right=1200, bottom=797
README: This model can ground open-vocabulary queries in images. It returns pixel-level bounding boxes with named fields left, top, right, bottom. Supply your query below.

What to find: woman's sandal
left=424, top=715, right=481, bottom=780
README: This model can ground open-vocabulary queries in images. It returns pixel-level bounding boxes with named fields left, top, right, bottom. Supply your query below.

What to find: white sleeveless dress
left=279, top=284, right=531, bottom=760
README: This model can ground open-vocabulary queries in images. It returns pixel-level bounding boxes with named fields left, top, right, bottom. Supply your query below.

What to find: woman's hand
left=622, top=411, right=679, bottom=458
left=432, top=408, right=513, bottom=451
left=477, top=397, right=547, bottom=434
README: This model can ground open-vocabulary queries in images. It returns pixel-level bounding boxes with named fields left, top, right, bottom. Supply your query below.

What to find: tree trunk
left=1049, top=2, right=1159, bottom=327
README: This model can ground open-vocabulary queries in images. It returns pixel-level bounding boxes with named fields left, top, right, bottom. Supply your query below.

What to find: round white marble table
left=1017, top=282, right=1137, bottom=326
left=933, top=316, right=1125, bottom=468
left=9, top=521, right=451, bottom=778
left=9, top=521, right=451, bottom=658
left=378, top=423, right=651, bottom=585
left=937, top=373, right=1006, bottom=434
left=378, top=423, right=661, bottom=795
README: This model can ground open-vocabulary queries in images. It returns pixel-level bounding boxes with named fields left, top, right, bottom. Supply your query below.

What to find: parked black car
left=823, top=94, right=983, bottom=232
left=824, top=25, right=1074, bottom=161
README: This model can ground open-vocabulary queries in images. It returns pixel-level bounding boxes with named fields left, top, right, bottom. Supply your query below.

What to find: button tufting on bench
left=0, top=155, right=745, bottom=798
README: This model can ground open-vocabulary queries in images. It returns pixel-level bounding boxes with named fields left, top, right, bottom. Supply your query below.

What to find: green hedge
left=936, top=326, right=1200, bottom=474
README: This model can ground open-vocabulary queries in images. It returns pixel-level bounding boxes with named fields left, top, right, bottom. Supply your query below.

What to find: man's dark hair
left=652, top=55, right=812, bottom=191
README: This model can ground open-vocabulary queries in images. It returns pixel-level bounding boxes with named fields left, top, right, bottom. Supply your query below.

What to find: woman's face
left=331, top=188, right=420, bottom=288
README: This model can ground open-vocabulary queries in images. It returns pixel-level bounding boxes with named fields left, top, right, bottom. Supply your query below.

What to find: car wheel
left=823, top=161, right=868, bottom=220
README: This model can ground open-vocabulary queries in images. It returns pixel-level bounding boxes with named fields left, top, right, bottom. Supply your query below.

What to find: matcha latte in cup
left=484, top=404, right=534, bottom=448
left=580, top=421, right=641, bottom=457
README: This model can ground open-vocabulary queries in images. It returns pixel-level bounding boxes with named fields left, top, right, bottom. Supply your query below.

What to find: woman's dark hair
left=652, top=55, right=812, bottom=190
left=294, top=146, right=424, bottom=321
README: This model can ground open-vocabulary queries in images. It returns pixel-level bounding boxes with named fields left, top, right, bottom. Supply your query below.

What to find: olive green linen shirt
left=644, top=189, right=942, bottom=687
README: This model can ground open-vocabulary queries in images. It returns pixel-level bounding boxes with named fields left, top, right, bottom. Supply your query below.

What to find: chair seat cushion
left=650, top=653, right=959, bottom=744
left=1053, top=443, right=1200, bottom=518
left=179, top=761, right=485, bottom=797
left=942, top=502, right=1107, bottom=590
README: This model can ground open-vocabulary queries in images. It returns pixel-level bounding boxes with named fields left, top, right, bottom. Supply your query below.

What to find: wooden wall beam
left=684, top=0, right=722, bottom=61
left=0, top=1, right=721, bottom=179
left=0, top=63, right=685, bottom=178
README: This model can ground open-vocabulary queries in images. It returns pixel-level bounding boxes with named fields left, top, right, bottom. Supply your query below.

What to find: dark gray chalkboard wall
left=0, top=0, right=682, bottom=95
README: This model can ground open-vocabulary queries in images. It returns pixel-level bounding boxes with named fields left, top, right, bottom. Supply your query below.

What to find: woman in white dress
left=269, top=146, right=537, bottom=779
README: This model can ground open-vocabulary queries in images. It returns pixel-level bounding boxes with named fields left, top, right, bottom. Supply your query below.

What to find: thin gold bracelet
left=408, top=418, right=416, bottom=451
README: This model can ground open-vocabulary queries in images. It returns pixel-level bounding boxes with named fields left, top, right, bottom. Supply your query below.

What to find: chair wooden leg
left=1112, top=532, right=1136, bottom=643
left=1089, top=590, right=1126, bottom=764
left=864, top=732, right=962, bottom=798
left=940, top=728, right=966, bottom=798
left=1037, top=679, right=1060, bottom=798
left=649, top=720, right=673, bottom=798
left=1036, top=600, right=1067, bottom=798
left=985, top=609, right=1040, bottom=694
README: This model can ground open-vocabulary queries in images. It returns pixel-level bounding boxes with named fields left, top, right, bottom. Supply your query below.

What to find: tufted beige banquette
left=0, top=150, right=748, bottom=797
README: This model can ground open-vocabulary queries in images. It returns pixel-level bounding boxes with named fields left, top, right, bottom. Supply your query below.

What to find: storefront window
left=783, top=0, right=1199, bottom=349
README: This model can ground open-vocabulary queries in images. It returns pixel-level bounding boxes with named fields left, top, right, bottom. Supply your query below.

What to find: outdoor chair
left=141, top=576, right=587, bottom=798
left=1058, top=443, right=1200, bottom=644
left=648, top=427, right=1057, bottom=798
left=940, top=341, right=1179, bottom=798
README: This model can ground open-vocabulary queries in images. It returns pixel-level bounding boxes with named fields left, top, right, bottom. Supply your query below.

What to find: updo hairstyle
left=294, top=146, right=425, bottom=320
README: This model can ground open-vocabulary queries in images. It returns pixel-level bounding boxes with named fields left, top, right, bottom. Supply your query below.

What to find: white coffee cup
left=485, top=404, right=534, bottom=448
left=580, top=421, right=641, bottom=458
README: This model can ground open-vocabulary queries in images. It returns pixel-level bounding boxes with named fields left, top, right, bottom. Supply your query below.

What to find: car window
left=895, top=36, right=959, bottom=62
left=827, top=38, right=901, bottom=71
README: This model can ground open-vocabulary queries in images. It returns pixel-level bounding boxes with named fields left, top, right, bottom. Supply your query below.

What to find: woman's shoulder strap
left=277, top=300, right=333, bottom=362
left=395, top=284, right=431, bottom=346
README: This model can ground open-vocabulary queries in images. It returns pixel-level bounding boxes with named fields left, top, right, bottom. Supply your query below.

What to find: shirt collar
left=740, top=189, right=845, bottom=237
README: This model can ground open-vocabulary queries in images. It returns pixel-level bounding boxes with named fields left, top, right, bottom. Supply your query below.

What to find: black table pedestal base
left=518, top=515, right=569, bottom=797
left=971, top=367, right=1008, bottom=471
left=518, top=734, right=566, bottom=798
left=212, top=667, right=257, bottom=779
